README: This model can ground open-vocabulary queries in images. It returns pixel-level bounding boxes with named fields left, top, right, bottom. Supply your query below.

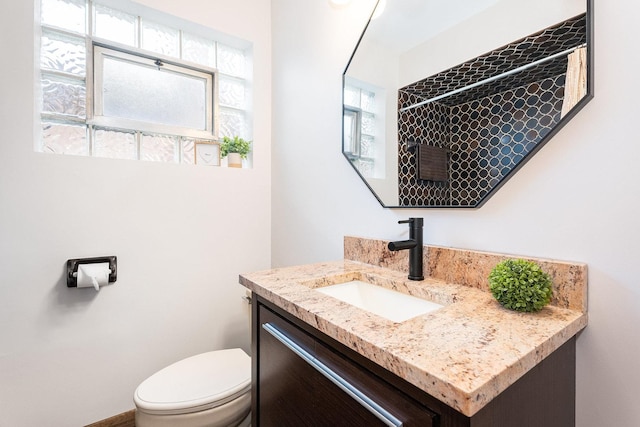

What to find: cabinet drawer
left=256, top=303, right=438, bottom=427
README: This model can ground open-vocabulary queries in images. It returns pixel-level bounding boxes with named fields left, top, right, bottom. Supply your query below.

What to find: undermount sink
left=316, top=280, right=443, bottom=322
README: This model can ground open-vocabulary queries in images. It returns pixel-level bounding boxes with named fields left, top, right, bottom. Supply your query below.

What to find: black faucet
left=388, top=218, right=424, bottom=281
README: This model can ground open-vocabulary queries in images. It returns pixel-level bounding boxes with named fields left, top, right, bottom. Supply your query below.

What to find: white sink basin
left=316, top=280, right=443, bottom=322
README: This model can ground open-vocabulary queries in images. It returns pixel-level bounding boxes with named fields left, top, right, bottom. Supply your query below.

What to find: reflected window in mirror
left=343, top=108, right=361, bottom=157
left=343, top=80, right=385, bottom=179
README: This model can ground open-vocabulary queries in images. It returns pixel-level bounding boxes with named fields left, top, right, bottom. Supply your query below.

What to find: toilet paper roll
left=77, top=262, right=111, bottom=291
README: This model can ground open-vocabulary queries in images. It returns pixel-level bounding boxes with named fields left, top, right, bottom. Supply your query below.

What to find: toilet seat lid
left=134, top=348, right=251, bottom=413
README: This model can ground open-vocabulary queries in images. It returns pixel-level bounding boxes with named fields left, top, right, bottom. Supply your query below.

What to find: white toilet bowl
left=134, top=348, right=251, bottom=427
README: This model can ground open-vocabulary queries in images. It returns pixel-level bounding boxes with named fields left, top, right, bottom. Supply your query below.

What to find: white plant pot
left=228, top=152, right=242, bottom=168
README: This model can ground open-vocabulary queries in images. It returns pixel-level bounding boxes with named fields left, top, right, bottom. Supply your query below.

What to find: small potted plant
left=220, top=136, right=251, bottom=168
left=488, top=259, right=553, bottom=312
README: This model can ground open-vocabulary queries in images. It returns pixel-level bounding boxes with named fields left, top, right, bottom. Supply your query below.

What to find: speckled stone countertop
left=239, top=237, right=588, bottom=417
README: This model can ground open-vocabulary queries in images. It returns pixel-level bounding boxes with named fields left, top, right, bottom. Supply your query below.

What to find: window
left=93, top=46, right=214, bottom=136
left=343, top=107, right=361, bottom=158
left=343, top=81, right=380, bottom=178
left=37, top=0, right=252, bottom=166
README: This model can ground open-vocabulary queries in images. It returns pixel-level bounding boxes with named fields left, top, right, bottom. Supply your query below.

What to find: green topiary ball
left=488, top=259, right=553, bottom=312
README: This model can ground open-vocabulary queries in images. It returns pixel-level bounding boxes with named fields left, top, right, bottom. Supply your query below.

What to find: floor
left=85, top=410, right=135, bottom=427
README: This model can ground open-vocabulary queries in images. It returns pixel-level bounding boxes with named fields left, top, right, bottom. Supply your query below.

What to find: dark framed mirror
left=343, top=0, right=593, bottom=208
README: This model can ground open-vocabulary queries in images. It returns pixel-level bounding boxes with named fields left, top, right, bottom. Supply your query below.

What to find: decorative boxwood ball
left=488, top=259, right=553, bottom=312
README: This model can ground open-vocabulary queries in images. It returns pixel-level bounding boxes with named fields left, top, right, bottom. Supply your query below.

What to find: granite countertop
left=239, top=237, right=588, bottom=417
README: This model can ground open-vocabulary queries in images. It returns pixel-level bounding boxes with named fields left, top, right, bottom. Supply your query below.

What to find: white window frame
left=91, top=44, right=217, bottom=140
left=343, top=106, right=362, bottom=159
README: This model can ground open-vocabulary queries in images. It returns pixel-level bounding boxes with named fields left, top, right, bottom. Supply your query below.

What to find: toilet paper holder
left=67, top=256, right=117, bottom=288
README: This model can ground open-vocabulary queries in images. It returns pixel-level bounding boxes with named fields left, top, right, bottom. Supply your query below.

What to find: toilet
left=134, top=348, right=251, bottom=427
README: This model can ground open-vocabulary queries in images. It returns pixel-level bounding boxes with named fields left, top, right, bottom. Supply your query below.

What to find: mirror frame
left=342, top=0, right=593, bottom=209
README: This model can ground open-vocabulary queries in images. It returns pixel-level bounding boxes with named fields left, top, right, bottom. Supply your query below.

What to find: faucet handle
left=398, top=218, right=423, bottom=226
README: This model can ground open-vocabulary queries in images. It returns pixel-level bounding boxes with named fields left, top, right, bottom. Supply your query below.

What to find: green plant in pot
left=220, top=136, right=251, bottom=168
left=488, top=259, right=553, bottom=312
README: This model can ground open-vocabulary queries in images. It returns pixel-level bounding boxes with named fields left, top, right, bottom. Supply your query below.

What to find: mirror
left=343, top=0, right=592, bottom=208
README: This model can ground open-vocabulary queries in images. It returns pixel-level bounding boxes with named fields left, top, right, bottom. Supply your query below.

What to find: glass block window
left=40, top=30, right=86, bottom=75
left=217, top=44, right=246, bottom=76
left=141, top=20, right=180, bottom=57
left=93, top=4, right=137, bottom=47
left=343, top=82, right=379, bottom=178
left=182, top=32, right=216, bottom=68
left=42, top=121, right=88, bottom=155
left=41, top=0, right=86, bottom=34
left=36, top=0, right=252, bottom=166
left=93, top=128, right=136, bottom=159
left=181, top=139, right=196, bottom=165
left=41, top=76, right=87, bottom=118
left=140, top=134, right=178, bottom=163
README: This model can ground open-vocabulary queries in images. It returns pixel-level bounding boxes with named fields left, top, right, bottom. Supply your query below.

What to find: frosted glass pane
left=356, top=159, right=374, bottom=178
left=360, top=135, right=374, bottom=158
left=41, top=0, right=86, bottom=34
left=94, top=5, right=136, bottom=46
left=141, top=21, right=179, bottom=57
left=344, top=86, right=360, bottom=108
left=217, top=44, right=245, bottom=77
left=40, top=31, right=86, bottom=76
left=41, top=77, right=86, bottom=118
left=361, top=91, right=375, bottom=112
left=219, top=77, right=245, bottom=109
left=102, top=56, right=207, bottom=130
left=181, top=139, right=195, bottom=164
left=42, top=122, right=88, bottom=155
left=361, top=112, right=375, bottom=135
left=183, top=33, right=215, bottom=68
left=94, top=128, right=136, bottom=159
left=141, top=134, right=177, bottom=163
left=219, top=108, right=248, bottom=139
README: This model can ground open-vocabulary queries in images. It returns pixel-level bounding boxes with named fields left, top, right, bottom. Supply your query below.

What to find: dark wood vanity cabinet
left=252, top=295, right=576, bottom=427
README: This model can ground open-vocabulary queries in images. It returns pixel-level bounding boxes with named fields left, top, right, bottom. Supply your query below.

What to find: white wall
left=271, top=1, right=640, bottom=426
left=400, top=0, right=586, bottom=86
left=0, top=0, right=270, bottom=425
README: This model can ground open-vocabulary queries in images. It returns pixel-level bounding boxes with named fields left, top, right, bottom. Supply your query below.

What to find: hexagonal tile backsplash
left=397, top=14, right=586, bottom=207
